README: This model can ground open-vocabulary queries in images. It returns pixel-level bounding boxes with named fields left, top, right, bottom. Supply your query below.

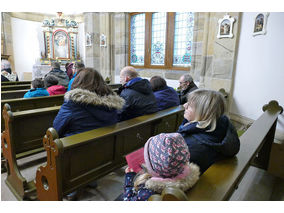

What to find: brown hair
left=71, top=68, right=113, bottom=96
left=150, top=76, right=167, bottom=92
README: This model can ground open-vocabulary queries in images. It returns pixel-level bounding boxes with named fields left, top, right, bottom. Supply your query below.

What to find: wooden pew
left=148, top=100, right=283, bottom=201
left=1, top=81, right=31, bottom=86
left=1, top=103, right=183, bottom=200
left=35, top=105, right=184, bottom=201
left=1, top=89, right=29, bottom=100
left=1, top=84, right=121, bottom=100
left=0, top=95, right=64, bottom=173
left=1, top=104, right=61, bottom=200
left=1, top=95, right=64, bottom=132
left=1, top=84, right=32, bottom=91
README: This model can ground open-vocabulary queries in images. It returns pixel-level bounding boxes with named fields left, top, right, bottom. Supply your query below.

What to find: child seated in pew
left=150, top=76, right=180, bottom=111
left=177, top=89, right=240, bottom=174
left=53, top=68, right=125, bottom=200
left=23, top=78, right=49, bottom=98
left=123, top=133, right=200, bottom=201
left=44, top=75, right=67, bottom=96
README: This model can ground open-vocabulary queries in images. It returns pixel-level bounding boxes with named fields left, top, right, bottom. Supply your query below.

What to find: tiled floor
left=1, top=152, right=284, bottom=201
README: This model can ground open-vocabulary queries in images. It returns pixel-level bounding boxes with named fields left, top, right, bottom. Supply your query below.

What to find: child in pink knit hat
left=123, top=133, right=200, bottom=201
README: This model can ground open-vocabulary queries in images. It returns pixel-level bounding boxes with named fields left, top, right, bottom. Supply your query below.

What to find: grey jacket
left=45, top=68, right=70, bottom=87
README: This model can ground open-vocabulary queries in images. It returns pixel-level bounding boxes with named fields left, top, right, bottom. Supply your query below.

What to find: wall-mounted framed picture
left=217, top=14, right=235, bottom=39
left=253, top=13, right=269, bottom=36
left=100, top=34, right=107, bottom=47
left=85, top=32, right=92, bottom=47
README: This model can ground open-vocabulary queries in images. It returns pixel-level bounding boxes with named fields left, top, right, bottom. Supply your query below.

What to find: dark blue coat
left=178, top=116, right=240, bottom=174
left=118, top=78, right=158, bottom=121
left=53, top=88, right=125, bottom=138
left=153, top=86, right=180, bottom=111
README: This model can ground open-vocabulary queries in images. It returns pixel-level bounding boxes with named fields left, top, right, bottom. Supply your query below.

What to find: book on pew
left=125, top=147, right=145, bottom=173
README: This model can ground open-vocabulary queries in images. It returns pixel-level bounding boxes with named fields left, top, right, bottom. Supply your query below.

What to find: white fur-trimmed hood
left=145, top=163, right=200, bottom=193
left=64, top=88, right=125, bottom=109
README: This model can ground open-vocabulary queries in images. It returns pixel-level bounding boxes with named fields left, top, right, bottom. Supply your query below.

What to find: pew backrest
left=1, top=81, right=31, bottom=86
left=35, top=105, right=184, bottom=200
left=1, top=89, right=29, bottom=100
left=1, top=95, right=64, bottom=131
left=1, top=84, right=31, bottom=91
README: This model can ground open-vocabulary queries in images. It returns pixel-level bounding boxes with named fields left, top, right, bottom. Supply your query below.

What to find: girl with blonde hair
left=177, top=89, right=240, bottom=174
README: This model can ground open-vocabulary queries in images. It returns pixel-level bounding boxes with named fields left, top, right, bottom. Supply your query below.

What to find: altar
left=32, top=12, right=82, bottom=80
left=40, top=12, right=81, bottom=65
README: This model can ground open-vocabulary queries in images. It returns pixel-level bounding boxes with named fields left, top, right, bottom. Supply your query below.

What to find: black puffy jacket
left=117, top=77, right=158, bottom=121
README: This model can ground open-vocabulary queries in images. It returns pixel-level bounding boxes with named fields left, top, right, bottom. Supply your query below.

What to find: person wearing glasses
left=178, top=74, right=198, bottom=104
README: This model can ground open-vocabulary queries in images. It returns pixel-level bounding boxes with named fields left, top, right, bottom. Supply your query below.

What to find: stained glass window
left=130, top=14, right=145, bottom=66
left=128, top=12, right=195, bottom=70
left=173, top=12, right=194, bottom=67
left=151, top=12, right=167, bottom=65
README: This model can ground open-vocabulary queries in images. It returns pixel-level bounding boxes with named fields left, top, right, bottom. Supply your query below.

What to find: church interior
left=1, top=9, right=284, bottom=204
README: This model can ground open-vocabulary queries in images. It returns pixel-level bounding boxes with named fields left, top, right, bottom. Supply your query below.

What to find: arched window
left=129, top=12, right=194, bottom=70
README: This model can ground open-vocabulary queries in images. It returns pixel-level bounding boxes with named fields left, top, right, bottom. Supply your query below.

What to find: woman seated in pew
left=53, top=67, right=125, bottom=137
left=44, top=75, right=67, bottom=96
left=53, top=68, right=125, bottom=200
left=177, top=89, right=240, bottom=174
left=23, top=78, right=49, bottom=98
left=123, top=133, right=200, bottom=201
left=149, top=76, right=180, bottom=111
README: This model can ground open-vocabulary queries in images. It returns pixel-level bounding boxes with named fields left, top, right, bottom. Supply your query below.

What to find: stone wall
left=1, top=12, right=15, bottom=70
left=85, top=12, right=241, bottom=92
left=202, top=12, right=241, bottom=95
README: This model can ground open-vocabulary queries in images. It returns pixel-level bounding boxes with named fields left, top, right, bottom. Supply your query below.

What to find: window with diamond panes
left=128, top=12, right=194, bottom=70
left=130, top=13, right=145, bottom=66
left=151, top=12, right=167, bottom=65
left=173, top=12, right=194, bottom=67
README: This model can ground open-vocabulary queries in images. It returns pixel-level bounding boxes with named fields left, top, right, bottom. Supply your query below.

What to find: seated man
left=117, top=66, right=158, bottom=121
left=45, top=62, right=69, bottom=87
left=178, top=74, right=198, bottom=104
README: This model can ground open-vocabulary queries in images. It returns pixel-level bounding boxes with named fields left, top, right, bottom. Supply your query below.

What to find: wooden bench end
left=262, top=100, right=283, bottom=114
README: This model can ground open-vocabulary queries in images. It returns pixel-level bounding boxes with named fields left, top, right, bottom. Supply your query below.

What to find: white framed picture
left=85, top=32, right=92, bottom=47
left=253, top=13, right=269, bottom=36
left=100, top=34, right=107, bottom=47
left=217, top=14, right=235, bottom=39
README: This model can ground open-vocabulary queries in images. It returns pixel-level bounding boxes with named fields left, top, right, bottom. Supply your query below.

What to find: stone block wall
left=1, top=12, right=15, bottom=70
left=202, top=12, right=241, bottom=95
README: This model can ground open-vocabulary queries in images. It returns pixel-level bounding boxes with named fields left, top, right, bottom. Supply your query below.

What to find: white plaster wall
left=231, top=12, right=284, bottom=140
left=11, top=17, right=42, bottom=80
